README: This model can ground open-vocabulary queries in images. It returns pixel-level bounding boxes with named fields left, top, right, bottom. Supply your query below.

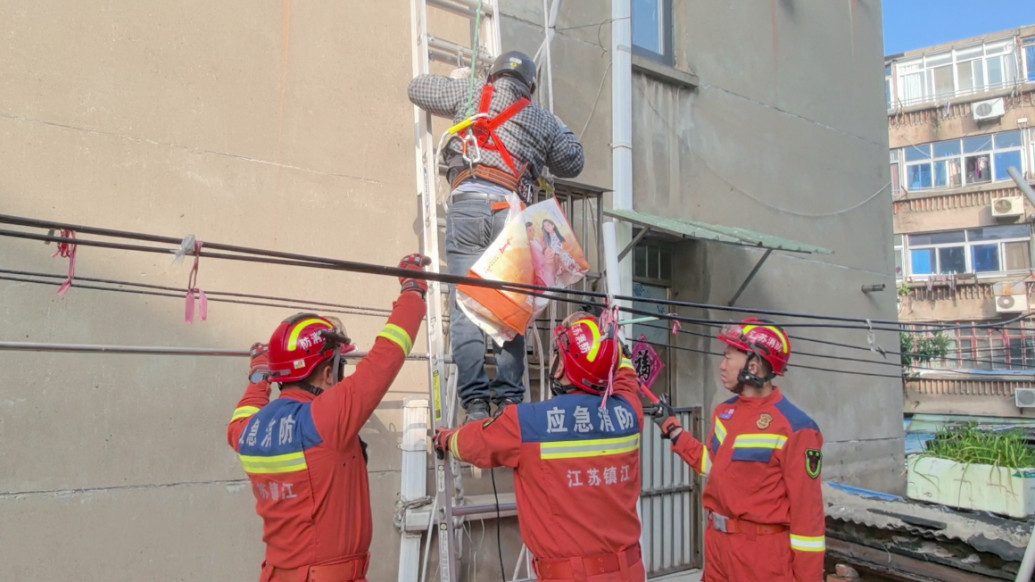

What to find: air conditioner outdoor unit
left=992, top=196, right=1025, bottom=218
left=1016, top=388, right=1035, bottom=408
left=973, top=97, right=1006, bottom=122
left=995, top=293, right=1029, bottom=313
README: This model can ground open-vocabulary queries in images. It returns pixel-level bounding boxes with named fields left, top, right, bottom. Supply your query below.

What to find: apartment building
left=888, top=25, right=1035, bottom=417
left=0, top=1, right=895, bottom=580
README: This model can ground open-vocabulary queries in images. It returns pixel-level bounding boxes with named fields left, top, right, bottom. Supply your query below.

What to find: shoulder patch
left=774, top=397, right=821, bottom=434
left=805, top=449, right=822, bottom=479
left=722, top=395, right=739, bottom=406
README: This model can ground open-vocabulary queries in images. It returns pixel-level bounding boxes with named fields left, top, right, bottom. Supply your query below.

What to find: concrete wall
left=630, top=0, right=904, bottom=493
left=0, top=0, right=900, bottom=580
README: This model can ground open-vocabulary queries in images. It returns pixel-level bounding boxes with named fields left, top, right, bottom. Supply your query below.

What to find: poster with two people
left=457, top=193, right=591, bottom=345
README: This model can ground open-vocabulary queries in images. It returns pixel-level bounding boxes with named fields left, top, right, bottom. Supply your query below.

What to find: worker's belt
left=450, top=190, right=526, bottom=213
left=707, top=511, right=788, bottom=535
left=451, top=165, right=521, bottom=193
left=532, top=546, right=641, bottom=581
left=268, top=553, right=369, bottom=582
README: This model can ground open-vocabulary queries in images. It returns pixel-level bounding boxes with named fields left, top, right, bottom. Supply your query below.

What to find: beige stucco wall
left=1, top=0, right=901, bottom=580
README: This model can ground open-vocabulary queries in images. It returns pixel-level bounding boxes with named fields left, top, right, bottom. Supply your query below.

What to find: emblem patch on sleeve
left=805, top=449, right=822, bottom=479
left=756, top=413, right=773, bottom=430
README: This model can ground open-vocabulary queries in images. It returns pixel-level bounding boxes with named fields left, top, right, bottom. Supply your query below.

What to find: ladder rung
left=427, top=36, right=492, bottom=64
left=427, top=0, right=494, bottom=19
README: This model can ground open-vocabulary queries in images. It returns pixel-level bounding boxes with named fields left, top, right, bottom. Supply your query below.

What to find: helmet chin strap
left=734, top=353, right=773, bottom=393
left=549, top=354, right=567, bottom=397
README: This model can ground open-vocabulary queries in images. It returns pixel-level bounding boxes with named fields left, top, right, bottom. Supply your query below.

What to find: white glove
left=450, top=67, right=472, bottom=79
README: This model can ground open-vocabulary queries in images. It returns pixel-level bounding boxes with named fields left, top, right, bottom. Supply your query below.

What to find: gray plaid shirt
left=407, top=75, right=585, bottom=199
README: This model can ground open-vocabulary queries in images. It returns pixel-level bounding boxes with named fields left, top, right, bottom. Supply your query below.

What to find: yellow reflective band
left=287, top=318, right=329, bottom=351
left=743, top=324, right=790, bottom=354
left=790, top=534, right=825, bottom=552
left=714, top=419, right=728, bottom=444
left=540, top=434, right=640, bottom=460
left=582, top=319, right=603, bottom=362
left=701, top=446, right=711, bottom=475
left=239, top=452, right=307, bottom=474
left=377, top=324, right=414, bottom=356
left=231, top=406, right=260, bottom=422
left=619, top=357, right=634, bottom=371
left=733, top=434, right=788, bottom=449
left=449, top=430, right=463, bottom=462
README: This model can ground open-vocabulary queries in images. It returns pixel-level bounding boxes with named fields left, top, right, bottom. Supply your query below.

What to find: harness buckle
left=461, top=130, right=482, bottom=167
left=711, top=512, right=729, bottom=533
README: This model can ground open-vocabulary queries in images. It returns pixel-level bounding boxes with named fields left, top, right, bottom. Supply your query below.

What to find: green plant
left=923, top=425, right=1035, bottom=469
left=900, top=331, right=950, bottom=366
left=897, top=283, right=910, bottom=297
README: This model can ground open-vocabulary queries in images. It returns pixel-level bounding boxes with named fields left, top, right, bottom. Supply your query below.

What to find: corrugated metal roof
left=603, top=208, right=833, bottom=255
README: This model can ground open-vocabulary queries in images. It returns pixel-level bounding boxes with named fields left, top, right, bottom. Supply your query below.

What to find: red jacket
left=446, top=362, right=644, bottom=560
left=226, top=292, right=425, bottom=569
left=671, top=387, right=825, bottom=581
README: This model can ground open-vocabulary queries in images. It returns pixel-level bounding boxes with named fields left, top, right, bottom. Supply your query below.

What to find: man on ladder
left=407, top=50, right=585, bottom=422
left=226, top=254, right=430, bottom=582
left=433, top=312, right=646, bottom=582
left=651, top=319, right=826, bottom=582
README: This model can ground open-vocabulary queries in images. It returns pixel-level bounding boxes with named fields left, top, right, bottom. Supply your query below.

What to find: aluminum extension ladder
left=405, top=2, right=518, bottom=582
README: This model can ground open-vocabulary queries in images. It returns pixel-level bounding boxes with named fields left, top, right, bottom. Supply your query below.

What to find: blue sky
left=884, top=0, right=1035, bottom=56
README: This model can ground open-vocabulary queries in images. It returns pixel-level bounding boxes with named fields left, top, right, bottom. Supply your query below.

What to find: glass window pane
left=992, top=338, right=1008, bottom=369
left=634, top=245, right=647, bottom=278
left=894, top=234, right=904, bottom=246
left=659, top=247, right=671, bottom=281
left=934, top=160, right=948, bottom=187
left=968, top=224, right=1030, bottom=241
left=1010, top=338, right=1025, bottom=368
left=891, top=163, right=901, bottom=194
left=939, top=246, right=966, bottom=274
left=905, top=144, right=932, bottom=161
left=976, top=337, right=993, bottom=370
left=994, top=150, right=1023, bottom=181
left=907, top=163, right=932, bottom=189
left=1027, top=44, right=1035, bottom=82
left=933, top=140, right=962, bottom=158
left=964, top=136, right=994, bottom=153
left=975, top=59, right=985, bottom=89
left=1005, top=240, right=1031, bottom=271
left=988, top=56, right=1004, bottom=86
left=971, top=244, right=1000, bottom=272
left=926, top=52, right=952, bottom=67
left=910, top=249, right=934, bottom=274
left=931, top=65, right=954, bottom=97
left=995, top=131, right=1024, bottom=149
left=890, top=150, right=900, bottom=162
left=956, top=46, right=983, bottom=60
left=966, top=155, right=992, bottom=184
left=957, top=60, right=975, bottom=92
left=960, top=339, right=974, bottom=369
left=632, top=0, right=662, bottom=54
left=910, top=231, right=966, bottom=245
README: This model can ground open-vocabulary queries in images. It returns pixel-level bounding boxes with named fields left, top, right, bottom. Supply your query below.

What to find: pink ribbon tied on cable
left=183, top=238, right=208, bottom=324
left=669, top=315, right=681, bottom=335
left=51, top=229, right=78, bottom=297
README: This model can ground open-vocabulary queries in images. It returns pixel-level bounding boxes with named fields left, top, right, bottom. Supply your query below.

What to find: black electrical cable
left=0, top=268, right=392, bottom=315
left=0, top=212, right=1013, bottom=332
left=0, top=275, right=390, bottom=319
left=490, top=468, right=505, bottom=582
left=635, top=338, right=906, bottom=380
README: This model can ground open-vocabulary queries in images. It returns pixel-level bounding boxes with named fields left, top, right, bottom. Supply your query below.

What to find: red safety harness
left=463, top=82, right=530, bottom=177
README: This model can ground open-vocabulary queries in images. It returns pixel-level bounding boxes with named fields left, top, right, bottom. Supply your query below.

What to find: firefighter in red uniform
left=652, top=318, right=825, bottom=582
left=227, top=254, right=430, bottom=582
left=434, top=312, right=646, bottom=582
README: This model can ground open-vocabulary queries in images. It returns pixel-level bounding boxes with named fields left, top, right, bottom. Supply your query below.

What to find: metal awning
left=605, top=207, right=834, bottom=306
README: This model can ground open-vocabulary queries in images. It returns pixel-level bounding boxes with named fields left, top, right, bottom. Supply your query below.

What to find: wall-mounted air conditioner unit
left=973, top=97, right=1006, bottom=122
left=1016, top=388, right=1035, bottom=408
left=995, top=293, right=1029, bottom=313
left=992, top=196, right=1025, bottom=218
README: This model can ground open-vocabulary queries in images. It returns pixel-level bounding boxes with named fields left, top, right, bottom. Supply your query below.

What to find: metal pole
left=1008, top=166, right=1035, bottom=207
left=0, top=341, right=434, bottom=361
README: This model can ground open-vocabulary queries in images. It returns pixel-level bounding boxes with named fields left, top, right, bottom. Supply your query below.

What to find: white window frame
left=900, top=130, right=1026, bottom=192
left=631, top=0, right=673, bottom=66
left=1023, top=37, right=1035, bottom=83
left=894, top=234, right=904, bottom=281
left=904, top=226, right=1031, bottom=278
left=890, top=150, right=901, bottom=195
left=894, top=39, right=1020, bottom=107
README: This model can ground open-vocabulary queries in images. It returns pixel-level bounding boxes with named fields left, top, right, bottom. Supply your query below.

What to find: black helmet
left=488, top=50, right=537, bottom=93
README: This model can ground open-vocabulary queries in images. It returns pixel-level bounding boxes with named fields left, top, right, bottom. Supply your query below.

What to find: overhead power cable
left=0, top=212, right=1016, bottom=334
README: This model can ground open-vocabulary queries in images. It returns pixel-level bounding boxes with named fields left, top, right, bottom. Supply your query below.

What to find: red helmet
left=552, top=312, right=621, bottom=395
left=267, top=313, right=356, bottom=384
left=718, top=318, right=792, bottom=376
